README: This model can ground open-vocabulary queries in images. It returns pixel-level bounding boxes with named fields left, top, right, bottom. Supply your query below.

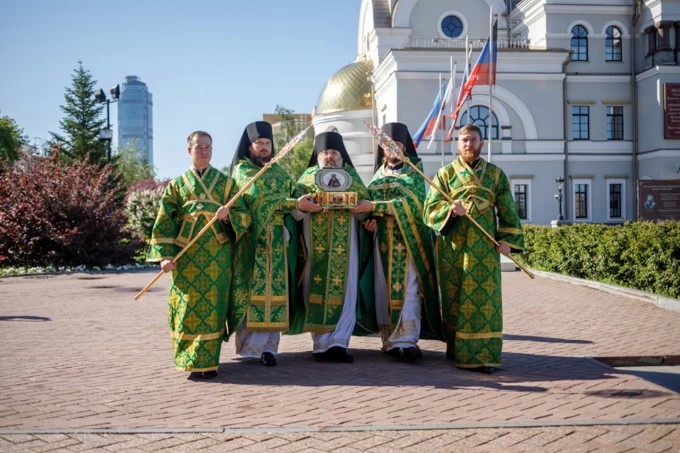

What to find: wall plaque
left=638, top=179, right=680, bottom=220
left=664, top=83, right=680, bottom=139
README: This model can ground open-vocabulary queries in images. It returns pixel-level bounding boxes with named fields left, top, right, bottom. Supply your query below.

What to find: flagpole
left=438, top=72, right=444, bottom=166
left=443, top=57, right=454, bottom=163
left=441, top=63, right=448, bottom=166
left=446, top=41, right=470, bottom=152
left=488, top=8, right=494, bottom=162
left=464, top=36, right=470, bottom=125
left=428, top=72, right=453, bottom=151
left=451, top=53, right=457, bottom=156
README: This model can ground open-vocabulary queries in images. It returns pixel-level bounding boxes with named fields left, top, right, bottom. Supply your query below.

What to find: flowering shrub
left=126, top=179, right=168, bottom=240
left=0, top=154, right=145, bottom=267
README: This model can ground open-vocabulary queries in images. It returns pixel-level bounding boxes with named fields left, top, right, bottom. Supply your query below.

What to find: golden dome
left=315, top=58, right=374, bottom=115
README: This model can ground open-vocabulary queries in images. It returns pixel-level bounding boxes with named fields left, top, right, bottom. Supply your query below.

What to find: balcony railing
left=406, top=37, right=530, bottom=50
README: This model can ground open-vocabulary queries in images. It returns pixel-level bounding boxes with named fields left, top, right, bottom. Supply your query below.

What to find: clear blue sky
left=0, top=0, right=361, bottom=179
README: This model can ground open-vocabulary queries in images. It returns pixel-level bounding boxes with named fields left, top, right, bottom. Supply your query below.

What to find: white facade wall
left=315, top=0, right=680, bottom=224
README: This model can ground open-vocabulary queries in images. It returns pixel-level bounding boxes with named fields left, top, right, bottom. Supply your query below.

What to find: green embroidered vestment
left=367, top=157, right=443, bottom=340
left=227, top=158, right=298, bottom=336
left=422, top=157, right=524, bottom=369
left=147, top=166, right=248, bottom=372
left=291, top=164, right=374, bottom=334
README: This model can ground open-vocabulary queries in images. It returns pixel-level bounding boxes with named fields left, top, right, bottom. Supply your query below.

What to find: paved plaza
left=0, top=269, right=678, bottom=452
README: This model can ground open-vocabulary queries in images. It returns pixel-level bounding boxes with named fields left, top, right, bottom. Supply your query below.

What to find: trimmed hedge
left=519, top=222, right=680, bottom=300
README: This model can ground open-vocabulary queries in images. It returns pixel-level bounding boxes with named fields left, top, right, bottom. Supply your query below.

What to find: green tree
left=0, top=114, right=28, bottom=166
left=113, top=140, right=156, bottom=190
left=49, top=61, right=107, bottom=164
left=273, top=105, right=313, bottom=181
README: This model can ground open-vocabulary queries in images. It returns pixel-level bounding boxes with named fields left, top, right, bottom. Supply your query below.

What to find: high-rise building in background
left=117, top=75, right=153, bottom=166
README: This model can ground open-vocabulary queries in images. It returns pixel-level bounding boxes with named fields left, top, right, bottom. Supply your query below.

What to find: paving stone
left=1, top=271, right=679, bottom=450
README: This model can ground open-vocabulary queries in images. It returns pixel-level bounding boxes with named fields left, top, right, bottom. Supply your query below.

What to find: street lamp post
left=555, top=176, right=565, bottom=221
left=95, top=85, right=120, bottom=163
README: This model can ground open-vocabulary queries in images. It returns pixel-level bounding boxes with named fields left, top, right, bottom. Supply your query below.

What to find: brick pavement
left=0, top=270, right=679, bottom=451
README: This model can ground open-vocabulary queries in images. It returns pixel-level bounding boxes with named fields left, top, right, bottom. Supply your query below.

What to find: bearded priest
left=289, top=131, right=375, bottom=363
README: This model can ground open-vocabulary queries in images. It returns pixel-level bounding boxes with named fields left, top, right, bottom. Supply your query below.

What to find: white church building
left=311, top=0, right=680, bottom=225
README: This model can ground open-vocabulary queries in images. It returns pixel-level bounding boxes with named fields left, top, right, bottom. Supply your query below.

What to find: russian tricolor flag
left=445, top=20, right=497, bottom=141
left=412, top=80, right=449, bottom=147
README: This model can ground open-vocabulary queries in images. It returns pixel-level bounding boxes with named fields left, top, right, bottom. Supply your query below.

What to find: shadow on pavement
left=0, top=315, right=51, bottom=322
left=607, top=368, right=680, bottom=394
left=192, top=350, right=645, bottom=394
left=583, top=386, right=675, bottom=399
left=504, top=333, right=593, bottom=344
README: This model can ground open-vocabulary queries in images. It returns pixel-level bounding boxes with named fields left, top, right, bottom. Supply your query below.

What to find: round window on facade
left=440, top=15, right=464, bottom=38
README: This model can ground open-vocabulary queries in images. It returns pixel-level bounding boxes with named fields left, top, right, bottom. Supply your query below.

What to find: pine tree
left=50, top=61, right=107, bottom=164
left=0, top=114, right=28, bottom=166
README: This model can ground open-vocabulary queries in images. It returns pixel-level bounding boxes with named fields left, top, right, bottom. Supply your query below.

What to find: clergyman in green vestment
left=365, top=122, right=443, bottom=363
left=422, top=124, right=524, bottom=374
left=147, top=131, right=248, bottom=379
left=290, top=131, right=373, bottom=363
left=227, top=121, right=314, bottom=367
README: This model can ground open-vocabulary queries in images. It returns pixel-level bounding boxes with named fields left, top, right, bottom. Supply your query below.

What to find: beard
left=459, top=146, right=482, bottom=163
left=319, top=156, right=343, bottom=169
left=249, top=152, right=272, bottom=167
left=384, top=155, right=401, bottom=166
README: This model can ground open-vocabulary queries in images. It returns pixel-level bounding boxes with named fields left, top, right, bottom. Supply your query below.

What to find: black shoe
left=464, top=366, right=496, bottom=375
left=313, top=350, right=332, bottom=362
left=261, top=352, right=277, bottom=367
left=336, top=350, right=354, bottom=363
left=189, top=370, right=218, bottom=379
left=330, top=346, right=354, bottom=363
left=385, top=348, right=402, bottom=359
left=401, top=346, right=423, bottom=363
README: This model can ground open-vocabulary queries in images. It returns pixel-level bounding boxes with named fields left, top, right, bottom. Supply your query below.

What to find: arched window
left=605, top=26, right=622, bottom=61
left=459, top=106, right=499, bottom=140
left=571, top=25, right=588, bottom=61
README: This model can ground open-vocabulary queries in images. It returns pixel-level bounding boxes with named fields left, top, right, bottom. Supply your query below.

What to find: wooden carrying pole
left=134, top=125, right=312, bottom=301
left=367, top=123, right=534, bottom=279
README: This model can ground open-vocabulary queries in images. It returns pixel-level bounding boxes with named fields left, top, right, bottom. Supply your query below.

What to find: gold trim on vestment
left=393, top=201, right=434, bottom=280
left=170, top=331, right=223, bottom=341
left=176, top=365, right=219, bottom=372
left=246, top=321, right=289, bottom=331
left=182, top=173, right=199, bottom=201
left=303, top=325, right=335, bottom=333
left=452, top=159, right=497, bottom=207
left=266, top=227, right=273, bottom=320
left=498, top=227, right=523, bottom=234
left=455, top=331, right=503, bottom=339
left=389, top=299, right=403, bottom=310
left=207, top=169, right=219, bottom=195
left=249, top=295, right=288, bottom=305
left=370, top=181, right=423, bottom=214
left=309, top=294, right=343, bottom=305
left=150, top=238, right=176, bottom=245
left=181, top=210, right=219, bottom=220
left=387, top=217, right=394, bottom=315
